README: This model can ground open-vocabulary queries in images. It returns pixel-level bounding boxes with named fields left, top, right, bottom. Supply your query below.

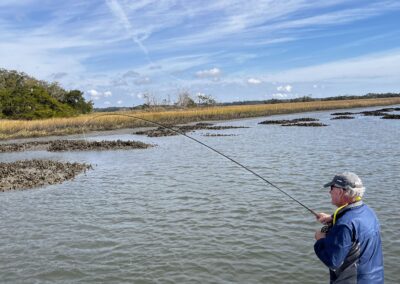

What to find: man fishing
left=314, top=172, right=384, bottom=284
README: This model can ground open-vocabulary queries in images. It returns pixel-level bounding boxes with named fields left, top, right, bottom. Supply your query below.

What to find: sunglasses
left=330, top=185, right=343, bottom=192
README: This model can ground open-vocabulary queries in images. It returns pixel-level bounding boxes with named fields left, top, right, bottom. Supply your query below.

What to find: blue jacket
left=314, top=201, right=384, bottom=283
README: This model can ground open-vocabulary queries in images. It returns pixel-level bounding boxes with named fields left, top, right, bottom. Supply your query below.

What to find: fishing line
left=82, top=113, right=318, bottom=217
left=98, top=2, right=317, bottom=217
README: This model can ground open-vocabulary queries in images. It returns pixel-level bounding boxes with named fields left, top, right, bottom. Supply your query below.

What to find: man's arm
left=314, top=224, right=353, bottom=269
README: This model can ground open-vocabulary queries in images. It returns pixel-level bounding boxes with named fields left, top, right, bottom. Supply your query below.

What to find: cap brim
left=323, top=181, right=334, bottom=188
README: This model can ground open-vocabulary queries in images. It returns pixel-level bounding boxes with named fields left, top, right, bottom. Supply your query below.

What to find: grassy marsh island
left=1, top=97, right=400, bottom=140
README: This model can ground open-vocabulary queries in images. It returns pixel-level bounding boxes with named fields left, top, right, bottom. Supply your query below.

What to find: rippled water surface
left=1, top=106, right=399, bottom=283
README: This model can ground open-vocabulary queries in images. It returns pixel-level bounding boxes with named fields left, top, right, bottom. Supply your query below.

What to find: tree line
left=0, top=68, right=93, bottom=119
left=219, top=93, right=400, bottom=106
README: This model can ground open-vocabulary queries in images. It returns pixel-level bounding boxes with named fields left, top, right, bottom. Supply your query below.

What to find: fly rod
left=83, top=113, right=318, bottom=217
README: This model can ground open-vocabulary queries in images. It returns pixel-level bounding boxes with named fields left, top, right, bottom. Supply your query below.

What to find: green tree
left=197, top=93, right=216, bottom=105
left=62, top=90, right=93, bottom=114
left=0, top=68, right=93, bottom=119
left=0, top=86, right=75, bottom=119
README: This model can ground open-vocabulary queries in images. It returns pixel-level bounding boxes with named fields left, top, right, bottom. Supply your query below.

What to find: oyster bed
left=0, top=159, right=92, bottom=192
left=0, top=139, right=153, bottom=153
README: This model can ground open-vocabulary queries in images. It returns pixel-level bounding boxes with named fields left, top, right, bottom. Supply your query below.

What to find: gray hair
left=343, top=174, right=365, bottom=199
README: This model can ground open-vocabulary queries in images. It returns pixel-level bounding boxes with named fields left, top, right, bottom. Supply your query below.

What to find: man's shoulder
left=346, top=202, right=374, bottom=215
left=353, top=203, right=377, bottom=218
left=341, top=203, right=380, bottom=228
left=337, top=204, right=372, bottom=223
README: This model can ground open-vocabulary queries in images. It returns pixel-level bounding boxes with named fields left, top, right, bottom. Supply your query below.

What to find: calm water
left=1, top=106, right=399, bottom=283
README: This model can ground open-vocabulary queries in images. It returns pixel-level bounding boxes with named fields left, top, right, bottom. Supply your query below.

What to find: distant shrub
left=0, top=85, right=76, bottom=119
left=0, top=68, right=93, bottom=119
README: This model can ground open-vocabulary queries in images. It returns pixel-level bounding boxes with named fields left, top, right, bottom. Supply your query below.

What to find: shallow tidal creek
left=1, top=106, right=399, bottom=283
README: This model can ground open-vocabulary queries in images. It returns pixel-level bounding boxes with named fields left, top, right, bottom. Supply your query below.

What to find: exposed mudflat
left=134, top=122, right=248, bottom=137
left=360, top=110, right=388, bottom=116
left=258, top=117, right=326, bottom=127
left=47, top=140, right=152, bottom=152
left=331, top=112, right=355, bottom=116
left=331, top=115, right=355, bottom=120
left=281, top=122, right=327, bottom=127
left=1, top=106, right=397, bottom=192
left=0, top=159, right=92, bottom=192
left=0, top=140, right=152, bottom=191
left=202, top=133, right=237, bottom=137
left=0, top=140, right=153, bottom=153
left=382, top=114, right=400, bottom=119
left=258, top=118, right=319, bottom=125
left=361, top=108, right=400, bottom=118
left=0, top=141, right=49, bottom=152
left=331, top=107, right=400, bottom=119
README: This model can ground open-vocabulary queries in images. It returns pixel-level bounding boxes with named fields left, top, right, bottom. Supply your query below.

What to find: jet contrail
left=106, top=0, right=149, bottom=55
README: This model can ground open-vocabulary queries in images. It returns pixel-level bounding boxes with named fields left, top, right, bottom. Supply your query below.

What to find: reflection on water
left=1, top=106, right=399, bottom=283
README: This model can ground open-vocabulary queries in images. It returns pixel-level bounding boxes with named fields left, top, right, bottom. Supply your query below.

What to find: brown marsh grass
left=1, top=97, right=400, bottom=140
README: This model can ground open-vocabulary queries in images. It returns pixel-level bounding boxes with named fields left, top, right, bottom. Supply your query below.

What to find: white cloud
left=117, top=100, right=123, bottom=105
left=1, top=1, right=400, bottom=104
left=104, top=101, right=111, bottom=105
left=266, top=50, right=400, bottom=83
left=87, top=89, right=113, bottom=100
left=277, top=85, right=293, bottom=92
left=196, top=67, right=221, bottom=78
left=272, top=93, right=288, bottom=98
left=247, top=78, right=262, bottom=84
left=146, top=54, right=213, bottom=75
left=148, top=1, right=400, bottom=51
left=87, top=89, right=100, bottom=100
left=266, top=50, right=400, bottom=84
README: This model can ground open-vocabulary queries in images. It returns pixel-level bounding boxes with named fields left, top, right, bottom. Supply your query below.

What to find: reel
left=320, top=223, right=333, bottom=234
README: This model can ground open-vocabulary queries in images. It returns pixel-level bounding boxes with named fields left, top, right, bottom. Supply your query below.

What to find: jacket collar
left=333, top=200, right=363, bottom=224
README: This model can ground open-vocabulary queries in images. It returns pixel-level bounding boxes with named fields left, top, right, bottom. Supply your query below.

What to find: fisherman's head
left=324, top=172, right=365, bottom=207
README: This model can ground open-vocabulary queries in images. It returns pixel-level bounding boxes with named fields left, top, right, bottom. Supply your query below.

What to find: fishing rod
left=83, top=113, right=318, bottom=217
left=101, top=0, right=317, bottom=218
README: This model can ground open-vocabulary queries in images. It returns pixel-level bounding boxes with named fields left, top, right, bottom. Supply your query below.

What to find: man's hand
left=316, top=212, right=332, bottom=224
left=315, top=230, right=326, bottom=240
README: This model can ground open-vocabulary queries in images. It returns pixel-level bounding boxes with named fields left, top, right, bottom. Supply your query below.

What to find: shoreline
left=1, top=97, right=400, bottom=141
left=1, top=102, right=398, bottom=191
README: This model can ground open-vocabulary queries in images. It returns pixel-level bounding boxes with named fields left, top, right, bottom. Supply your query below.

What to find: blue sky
left=1, top=0, right=400, bottom=107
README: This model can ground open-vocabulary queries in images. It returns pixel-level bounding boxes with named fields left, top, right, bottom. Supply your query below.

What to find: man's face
left=330, top=186, right=344, bottom=207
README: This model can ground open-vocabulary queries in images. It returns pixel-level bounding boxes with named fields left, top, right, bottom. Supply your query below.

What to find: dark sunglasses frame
left=330, top=185, right=344, bottom=192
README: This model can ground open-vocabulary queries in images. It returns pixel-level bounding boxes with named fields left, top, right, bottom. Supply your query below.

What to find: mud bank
left=0, top=140, right=153, bottom=153
left=331, top=116, right=355, bottom=120
left=134, top=123, right=248, bottom=137
left=202, top=133, right=237, bottom=137
left=258, top=117, right=318, bottom=124
left=281, top=122, right=327, bottom=127
left=331, top=107, right=400, bottom=118
left=0, top=141, right=49, bottom=152
left=331, top=112, right=355, bottom=116
left=0, top=159, right=92, bottom=192
left=47, top=140, right=152, bottom=152
left=382, top=114, right=400, bottom=119
left=258, top=117, right=326, bottom=127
